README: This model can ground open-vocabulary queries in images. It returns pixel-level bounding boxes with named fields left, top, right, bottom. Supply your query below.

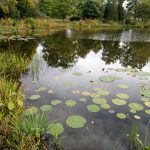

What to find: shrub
left=70, top=16, right=81, bottom=21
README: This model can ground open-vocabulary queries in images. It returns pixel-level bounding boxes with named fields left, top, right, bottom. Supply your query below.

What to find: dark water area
left=1, top=29, right=150, bottom=150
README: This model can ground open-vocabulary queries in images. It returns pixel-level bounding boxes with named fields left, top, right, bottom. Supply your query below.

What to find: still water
left=1, top=29, right=150, bottom=150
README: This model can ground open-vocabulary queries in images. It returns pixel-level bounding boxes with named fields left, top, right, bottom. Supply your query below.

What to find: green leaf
left=134, top=115, right=141, bottom=120
left=145, top=110, right=150, bottom=115
left=51, top=100, right=62, bottom=106
left=145, top=102, right=150, bottom=107
left=101, top=103, right=111, bottom=109
left=141, top=97, right=149, bottom=102
left=99, top=75, right=122, bottom=83
left=87, top=105, right=100, bottom=112
left=65, top=100, right=77, bottom=107
left=8, top=102, right=15, bottom=110
left=73, top=72, right=82, bottom=76
left=140, top=89, right=150, bottom=98
left=63, top=82, right=72, bottom=87
left=17, top=100, right=23, bottom=106
left=29, top=95, right=40, bottom=100
left=128, top=103, right=144, bottom=111
left=93, top=97, right=107, bottom=105
left=36, top=87, right=47, bottom=92
left=116, top=113, right=127, bottom=119
left=24, top=107, right=38, bottom=116
left=47, top=123, right=64, bottom=137
left=117, top=93, right=130, bottom=99
left=136, top=71, right=150, bottom=77
left=80, top=98, right=87, bottom=102
left=118, top=84, right=128, bottom=89
left=81, top=91, right=91, bottom=96
left=66, top=115, right=86, bottom=128
left=112, top=98, right=126, bottom=106
left=40, top=105, right=53, bottom=112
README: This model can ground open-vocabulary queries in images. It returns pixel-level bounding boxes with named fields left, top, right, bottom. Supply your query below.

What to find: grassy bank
left=1, top=18, right=150, bottom=39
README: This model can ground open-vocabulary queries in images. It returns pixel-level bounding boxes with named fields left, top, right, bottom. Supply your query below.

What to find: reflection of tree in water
left=102, top=41, right=150, bottom=69
left=42, top=32, right=102, bottom=68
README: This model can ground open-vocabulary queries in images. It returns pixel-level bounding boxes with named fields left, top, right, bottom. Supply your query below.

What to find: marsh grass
left=0, top=52, right=30, bottom=78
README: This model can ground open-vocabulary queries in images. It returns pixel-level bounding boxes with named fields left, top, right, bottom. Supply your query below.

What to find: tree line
left=0, top=0, right=150, bottom=22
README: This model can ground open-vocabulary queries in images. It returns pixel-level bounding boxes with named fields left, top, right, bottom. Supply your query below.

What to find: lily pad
left=24, top=107, right=38, bottom=116
left=144, top=102, right=150, bottom=107
left=116, top=113, right=127, bottom=119
left=97, top=89, right=110, bottom=96
left=32, top=80, right=38, bottom=84
left=117, top=93, right=130, bottom=99
left=90, top=93, right=101, bottom=98
left=40, top=105, right=53, bottom=112
left=29, top=95, right=40, bottom=100
left=47, top=123, right=64, bottom=137
left=130, top=109, right=136, bottom=114
left=36, top=87, right=47, bottom=92
left=63, top=82, right=72, bottom=87
left=66, top=115, right=86, bottom=128
left=65, top=100, right=77, bottom=107
left=141, top=97, right=149, bottom=102
left=140, top=89, right=150, bottom=98
left=80, top=98, right=87, bottom=102
left=72, top=90, right=80, bottom=94
left=145, top=110, right=150, bottom=115
left=118, top=84, right=128, bottom=89
left=101, top=103, right=111, bottom=109
left=136, top=71, right=150, bottom=77
left=134, top=115, right=141, bottom=120
left=73, top=72, right=82, bottom=76
left=112, top=98, right=126, bottom=106
left=93, top=97, right=107, bottom=105
left=115, top=68, right=126, bottom=72
left=99, top=75, right=122, bottom=83
left=81, top=91, right=91, bottom=96
left=128, top=103, right=144, bottom=111
left=51, top=100, right=62, bottom=106
left=87, top=105, right=100, bottom=112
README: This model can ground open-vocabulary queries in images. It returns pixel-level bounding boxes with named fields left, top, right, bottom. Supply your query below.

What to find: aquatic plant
left=87, top=104, right=100, bottom=112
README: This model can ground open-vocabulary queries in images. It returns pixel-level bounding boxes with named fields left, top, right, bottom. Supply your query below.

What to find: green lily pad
left=128, top=103, right=144, bottom=111
left=145, top=110, right=150, bottom=115
left=90, top=93, right=101, bottom=98
left=32, top=80, right=38, bottom=84
left=99, top=75, right=122, bottom=83
left=130, top=109, right=136, bottom=114
left=51, top=100, right=62, bottom=106
left=81, top=91, right=91, bottom=96
left=24, top=107, right=38, bottom=116
left=116, top=113, right=127, bottom=119
left=73, top=72, right=82, bottom=76
left=40, top=105, right=53, bottom=112
left=136, top=71, right=150, bottom=77
left=29, top=95, right=40, bottom=100
left=145, top=102, right=150, bottom=107
left=140, top=89, right=150, bottom=98
left=97, top=89, right=110, bottom=96
left=118, top=84, right=128, bottom=89
left=126, top=68, right=137, bottom=72
left=8, top=102, right=15, bottom=110
left=134, top=115, right=141, bottom=120
left=93, top=97, right=107, bottom=105
left=80, top=98, right=87, bottom=102
left=63, top=82, right=72, bottom=87
left=72, top=90, right=80, bottom=94
left=65, top=100, right=77, bottom=107
left=117, top=93, right=130, bottom=99
left=112, top=98, right=126, bottom=106
left=115, top=68, right=126, bottom=72
left=101, top=103, right=111, bottom=109
left=47, top=123, right=64, bottom=137
left=66, top=115, right=86, bottom=128
left=141, top=97, right=149, bottom=102
left=36, top=87, right=47, bottom=92
left=87, top=105, right=100, bottom=112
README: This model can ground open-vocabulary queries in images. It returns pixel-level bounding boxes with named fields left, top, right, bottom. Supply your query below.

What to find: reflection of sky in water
left=11, top=29, right=150, bottom=150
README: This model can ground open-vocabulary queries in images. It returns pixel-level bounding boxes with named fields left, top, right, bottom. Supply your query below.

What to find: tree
left=82, top=0, right=100, bottom=19
left=103, top=0, right=118, bottom=21
left=118, top=0, right=125, bottom=22
left=126, top=0, right=138, bottom=12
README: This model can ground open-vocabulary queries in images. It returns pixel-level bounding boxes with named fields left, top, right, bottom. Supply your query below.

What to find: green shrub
left=26, top=17, right=36, bottom=29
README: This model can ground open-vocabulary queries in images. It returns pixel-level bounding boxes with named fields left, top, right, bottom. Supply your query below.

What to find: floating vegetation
left=136, top=71, right=150, bottom=77
left=144, top=102, right=150, bottom=107
left=63, top=82, right=72, bottom=87
left=8, top=102, right=15, bottom=110
left=72, top=90, right=80, bottom=94
left=80, top=98, right=87, bottom=102
left=145, top=110, right=150, bottom=115
left=115, top=68, right=126, bottom=72
left=96, top=89, right=110, bottom=96
left=116, top=113, right=127, bottom=119
left=24, top=107, right=38, bottom=116
left=130, top=109, right=136, bottom=114
left=93, top=97, right=107, bottom=105
left=90, top=93, right=100, bottom=98
left=36, top=87, right=47, bottom=92
left=118, top=84, right=128, bottom=89
left=81, top=91, right=91, bottom=96
left=66, top=115, right=86, bottom=128
left=73, top=72, right=82, bottom=76
left=40, top=105, right=53, bottom=112
left=32, top=80, right=38, bottom=84
left=117, top=93, right=130, bottom=99
left=87, top=105, right=100, bottom=112
left=140, top=89, right=150, bottom=98
left=99, top=75, right=122, bottom=83
left=141, top=97, right=149, bottom=102
left=128, top=103, right=144, bottom=111
left=51, top=100, right=62, bottom=106
left=46, top=123, right=64, bottom=137
left=65, top=100, right=77, bottom=107
left=101, top=103, right=111, bottom=109
left=112, top=98, right=126, bottom=106
left=134, top=115, right=141, bottom=120
left=29, top=95, right=40, bottom=100
left=48, top=90, right=54, bottom=94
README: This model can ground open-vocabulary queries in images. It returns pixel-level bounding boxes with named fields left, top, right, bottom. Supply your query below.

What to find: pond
left=1, top=29, right=150, bottom=150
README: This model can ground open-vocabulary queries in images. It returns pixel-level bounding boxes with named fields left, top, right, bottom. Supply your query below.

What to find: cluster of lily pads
left=25, top=68, right=150, bottom=138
